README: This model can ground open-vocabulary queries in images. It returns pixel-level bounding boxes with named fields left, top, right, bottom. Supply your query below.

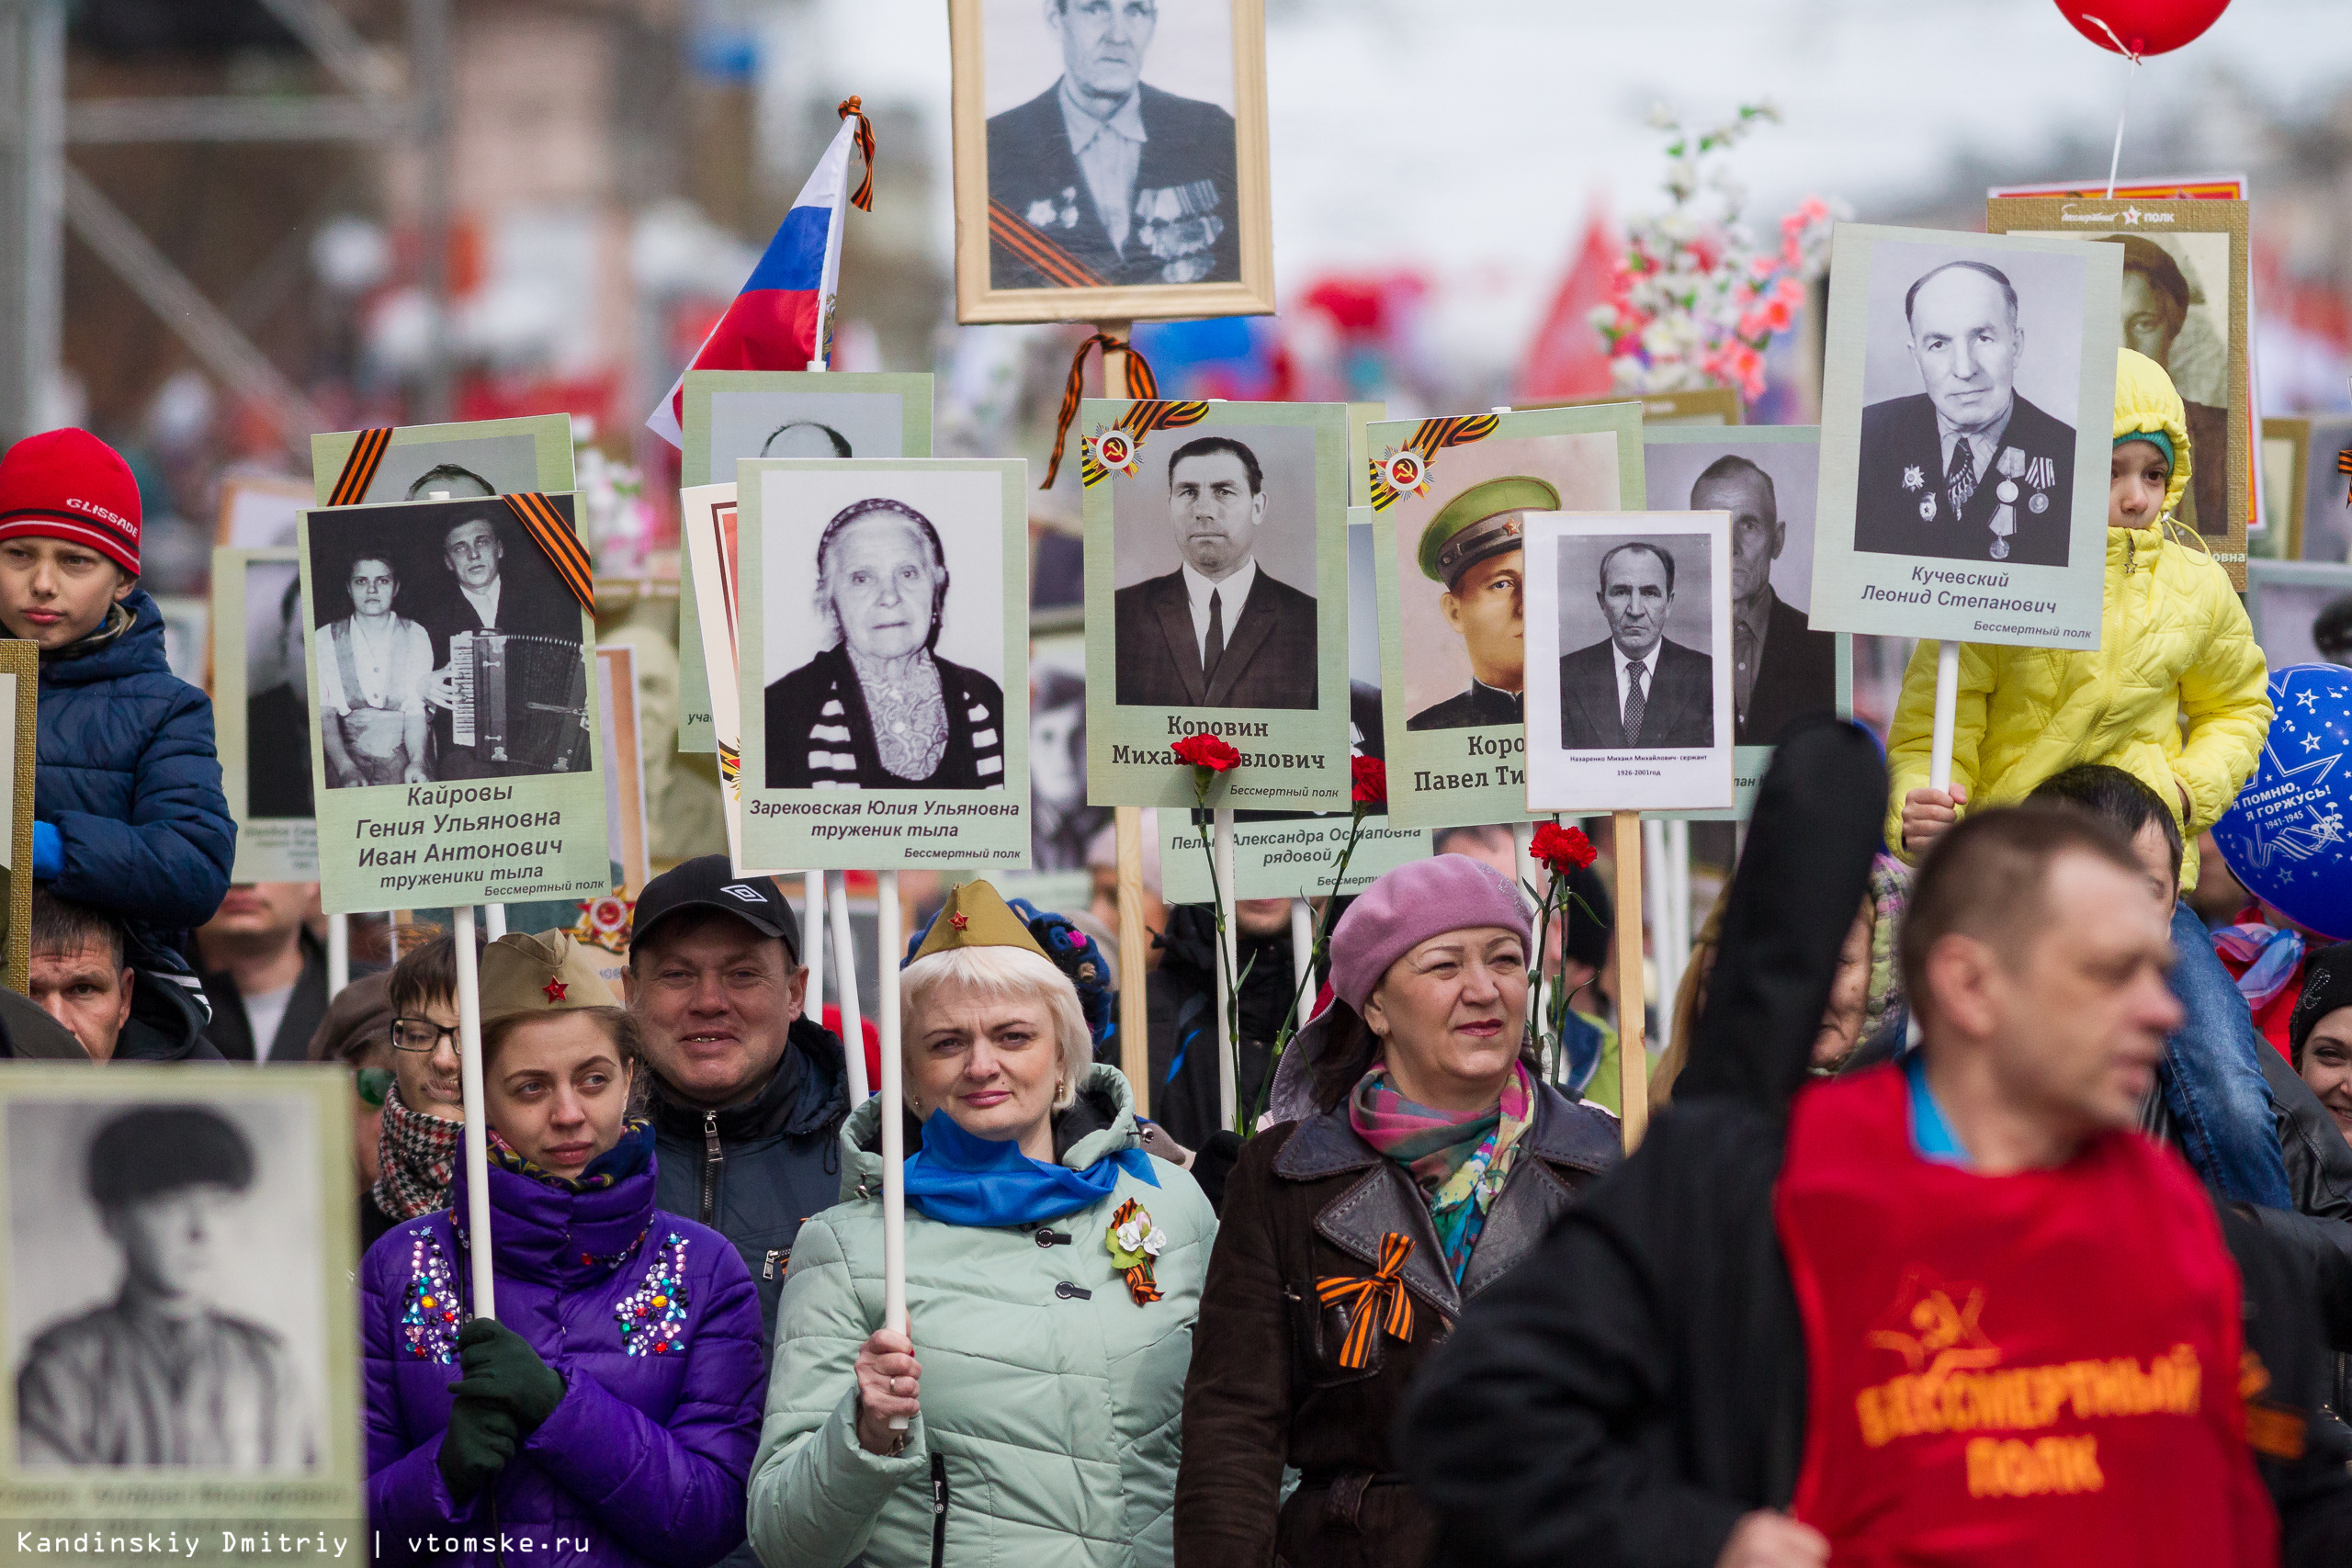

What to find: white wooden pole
left=1289, top=897, right=1313, bottom=1012
left=876, top=868, right=909, bottom=1430
left=452, top=904, right=495, bottom=1317
left=483, top=903, right=507, bottom=940
left=327, top=912, right=350, bottom=998
left=801, top=869, right=825, bottom=1055
left=387, top=916, right=401, bottom=964
left=1213, top=807, right=1238, bottom=1131
left=1643, top=818, right=1674, bottom=1060
left=1928, top=639, right=1962, bottom=794
left=830, top=874, right=869, bottom=1102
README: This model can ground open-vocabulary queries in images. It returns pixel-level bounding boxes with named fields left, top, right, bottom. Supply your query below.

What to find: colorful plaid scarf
left=373, top=1087, right=461, bottom=1222
left=1349, top=1060, right=1533, bottom=1282
left=2213, top=919, right=2305, bottom=1010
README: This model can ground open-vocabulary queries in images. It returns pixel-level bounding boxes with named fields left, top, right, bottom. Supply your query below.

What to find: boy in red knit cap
left=0, top=429, right=232, bottom=1029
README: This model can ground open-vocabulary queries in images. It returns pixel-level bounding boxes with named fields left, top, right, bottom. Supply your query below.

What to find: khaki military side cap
left=1417, top=475, right=1558, bottom=587
left=910, top=879, right=1052, bottom=964
left=480, top=931, right=617, bottom=1028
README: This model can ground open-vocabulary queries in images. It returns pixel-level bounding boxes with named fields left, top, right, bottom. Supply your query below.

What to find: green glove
left=437, top=1396, right=519, bottom=1505
left=450, top=1318, right=567, bottom=1435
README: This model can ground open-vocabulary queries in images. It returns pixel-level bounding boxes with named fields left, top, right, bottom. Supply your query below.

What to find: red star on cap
left=543, top=978, right=568, bottom=1003
left=949, top=912, right=969, bottom=931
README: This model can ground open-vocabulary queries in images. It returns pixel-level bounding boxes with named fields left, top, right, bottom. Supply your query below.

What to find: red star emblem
left=543, top=978, right=568, bottom=1003
left=949, top=912, right=969, bottom=931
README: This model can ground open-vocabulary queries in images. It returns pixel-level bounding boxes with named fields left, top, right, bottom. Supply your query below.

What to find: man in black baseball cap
left=629, top=855, right=848, bottom=1365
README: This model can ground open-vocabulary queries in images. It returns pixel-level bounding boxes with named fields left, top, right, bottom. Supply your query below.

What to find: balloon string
left=2085, top=15, right=2144, bottom=198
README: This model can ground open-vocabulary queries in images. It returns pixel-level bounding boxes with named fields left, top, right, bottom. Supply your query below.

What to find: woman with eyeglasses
left=358, top=924, right=482, bottom=1250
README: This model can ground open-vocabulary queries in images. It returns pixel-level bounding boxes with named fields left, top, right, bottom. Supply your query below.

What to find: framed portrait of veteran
left=679, top=479, right=786, bottom=874
left=1370, top=401, right=1645, bottom=830
left=1643, top=427, right=1850, bottom=821
left=1523, top=513, right=1736, bottom=815
left=0, top=642, right=30, bottom=995
left=1810, top=224, right=2121, bottom=649
left=1990, top=197, right=2251, bottom=581
left=0, top=1068, right=363, bottom=1547
left=214, top=471, right=314, bottom=547
left=309, top=413, right=575, bottom=508
left=1161, top=510, right=1430, bottom=900
left=2245, top=561, right=2352, bottom=673
left=2258, top=417, right=2310, bottom=562
left=947, top=0, right=1274, bottom=323
left=211, top=547, right=318, bottom=882
left=1084, top=399, right=1350, bottom=812
left=736, top=459, right=1032, bottom=872
left=2301, top=416, right=2352, bottom=567
left=674, top=370, right=936, bottom=753
left=297, top=493, right=614, bottom=917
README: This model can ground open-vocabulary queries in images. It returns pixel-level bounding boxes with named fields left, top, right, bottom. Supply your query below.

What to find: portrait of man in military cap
left=1406, top=476, right=1553, bottom=732
left=1853, top=255, right=2079, bottom=568
left=982, top=0, right=1240, bottom=290
left=12, top=1101, right=320, bottom=1472
left=1113, top=433, right=1317, bottom=710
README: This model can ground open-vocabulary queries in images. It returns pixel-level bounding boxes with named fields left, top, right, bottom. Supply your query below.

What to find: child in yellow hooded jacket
left=1888, top=348, right=2270, bottom=889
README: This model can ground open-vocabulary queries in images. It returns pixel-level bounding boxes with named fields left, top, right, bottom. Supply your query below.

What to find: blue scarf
left=900, top=1109, right=1158, bottom=1228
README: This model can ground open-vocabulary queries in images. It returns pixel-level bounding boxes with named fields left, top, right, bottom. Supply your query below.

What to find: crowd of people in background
left=5, top=349, right=2352, bottom=1566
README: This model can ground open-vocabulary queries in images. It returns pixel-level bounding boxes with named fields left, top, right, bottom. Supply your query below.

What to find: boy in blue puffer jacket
left=0, top=429, right=233, bottom=981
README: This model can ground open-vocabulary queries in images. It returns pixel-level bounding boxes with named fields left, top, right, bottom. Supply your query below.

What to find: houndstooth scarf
left=374, top=1087, right=462, bottom=1221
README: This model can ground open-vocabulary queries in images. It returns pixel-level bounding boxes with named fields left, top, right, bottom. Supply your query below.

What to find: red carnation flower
left=1171, top=733, right=1241, bottom=773
left=1530, top=821, right=1597, bottom=875
left=1350, top=756, right=1386, bottom=807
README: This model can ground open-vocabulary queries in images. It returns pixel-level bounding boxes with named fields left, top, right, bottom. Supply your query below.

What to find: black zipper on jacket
left=699, top=1110, right=722, bottom=1222
left=930, top=1452, right=949, bottom=1568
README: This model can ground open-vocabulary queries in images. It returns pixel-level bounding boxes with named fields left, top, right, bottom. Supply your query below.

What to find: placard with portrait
left=2257, top=417, right=2310, bottom=562
left=947, top=0, right=1274, bottom=323
left=1522, top=513, right=1736, bottom=815
left=1368, top=402, right=1645, bottom=831
left=2245, top=561, right=2352, bottom=674
left=211, top=547, right=318, bottom=882
left=674, top=371, right=935, bottom=753
left=297, top=494, right=613, bottom=916
left=736, top=459, right=1032, bottom=871
left=1809, top=224, right=2121, bottom=649
left=1083, top=399, right=1350, bottom=812
left=2301, top=415, right=2352, bottom=567
left=1642, top=426, right=1851, bottom=822
left=1990, top=197, right=2251, bottom=584
left=309, top=413, right=575, bottom=509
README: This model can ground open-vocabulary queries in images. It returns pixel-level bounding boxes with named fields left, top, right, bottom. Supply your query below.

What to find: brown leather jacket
left=1173, top=1084, right=1620, bottom=1568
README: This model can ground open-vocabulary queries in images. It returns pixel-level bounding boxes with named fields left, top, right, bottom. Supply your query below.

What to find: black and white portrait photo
left=8, top=1098, right=324, bottom=1472
left=1030, top=633, right=1105, bottom=872
left=1523, top=513, right=1734, bottom=815
left=761, top=478, right=1010, bottom=792
left=1111, top=429, right=1317, bottom=710
left=980, top=0, right=1240, bottom=289
left=343, top=430, right=537, bottom=505
left=701, top=389, right=913, bottom=479
left=1645, top=434, right=1836, bottom=749
left=304, top=498, right=591, bottom=790
left=1851, top=243, right=2088, bottom=568
left=243, top=558, right=313, bottom=819
left=1556, top=539, right=1716, bottom=751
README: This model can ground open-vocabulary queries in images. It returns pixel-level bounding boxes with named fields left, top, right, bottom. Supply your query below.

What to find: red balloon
left=2056, top=0, right=2233, bottom=56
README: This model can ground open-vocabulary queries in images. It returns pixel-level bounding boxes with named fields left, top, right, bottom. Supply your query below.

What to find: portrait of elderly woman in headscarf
left=764, top=496, right=1008, bottom=792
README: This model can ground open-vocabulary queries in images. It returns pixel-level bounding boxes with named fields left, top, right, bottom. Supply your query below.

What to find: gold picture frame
left=0, top=641, right=36, bottom=993
left=948, top=0, right=1274, bottom=324
left=2262, top=417, right=2311, bottom=562
left=1519, top=387, right=1744, bottom=426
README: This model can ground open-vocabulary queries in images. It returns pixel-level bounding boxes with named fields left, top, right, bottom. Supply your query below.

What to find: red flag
left=1515, top=206, right=1618, bottom=401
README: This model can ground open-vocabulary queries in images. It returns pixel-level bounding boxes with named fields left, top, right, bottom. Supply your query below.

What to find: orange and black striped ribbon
left=837, top=96, right=876, bottom=213
left=2337, top=445, right=2350, bottom=504
left=1368, top=413, right=1501, bottom=512
left=718, top=740, right=740, bottom=787
left=1111, top=1197, right=1163, bottom=1305
left=328, top=426, right=394, bottom=506
left=503, top=492, right=594, bottom=613
left=1079, top=400, right=1210, bottom=488
left=1041, top=333, right=1161, bottom=491
left=1315, top=1231, right=1418, bottom=1370
left=989, top=199, right=1109, bottom=292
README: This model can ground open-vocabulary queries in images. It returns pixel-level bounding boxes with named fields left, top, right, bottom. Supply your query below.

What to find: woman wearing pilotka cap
left=1173, top=854, right=1622, bottom=1568
left=746, top=879, right=1214, bottom=1568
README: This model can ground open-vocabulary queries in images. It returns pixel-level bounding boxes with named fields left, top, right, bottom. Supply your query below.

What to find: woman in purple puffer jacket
left=361, top=932, right=763, bottom=1568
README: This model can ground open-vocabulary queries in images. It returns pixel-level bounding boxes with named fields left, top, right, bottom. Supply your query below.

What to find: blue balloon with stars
left=2213, top=663, right=2352, bottom=940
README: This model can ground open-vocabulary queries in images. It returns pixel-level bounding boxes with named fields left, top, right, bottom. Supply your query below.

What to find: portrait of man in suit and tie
left=1113, top=434, right=1317, bottom=711
left=1557, top=540, right=1715, bottom=751
left=1853, top=255, right=2079, bottom=568
left=1687, top=453, right=1836, bottom=747
left=982, top=0, right=1240, bottom=290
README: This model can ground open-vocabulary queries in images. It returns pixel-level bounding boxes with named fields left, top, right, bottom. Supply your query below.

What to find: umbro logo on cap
left=721, top=884, right=766, bottom=903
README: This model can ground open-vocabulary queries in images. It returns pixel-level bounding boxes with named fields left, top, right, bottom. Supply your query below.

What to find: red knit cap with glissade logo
left=0, top=428, right=141, bottom=577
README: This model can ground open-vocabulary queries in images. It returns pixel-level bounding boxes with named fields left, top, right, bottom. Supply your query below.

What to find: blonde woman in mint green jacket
left=746, top=881, right=1215, bottom=1568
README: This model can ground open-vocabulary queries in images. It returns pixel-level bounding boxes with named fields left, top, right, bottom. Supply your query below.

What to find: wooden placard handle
left=1116, top=807, right=1150, bottom=1117
left=1611, top=811, right=1649, bottom=1152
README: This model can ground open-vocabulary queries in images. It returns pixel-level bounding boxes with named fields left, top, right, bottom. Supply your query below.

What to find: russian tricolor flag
left=646, top=113, right=861, bottom=447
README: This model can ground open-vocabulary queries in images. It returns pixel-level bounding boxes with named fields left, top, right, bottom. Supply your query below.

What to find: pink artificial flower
left=1775, top=274, right=1807, bottom=309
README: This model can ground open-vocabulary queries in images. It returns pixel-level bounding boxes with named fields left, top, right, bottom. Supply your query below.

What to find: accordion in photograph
left=448, top=632, right=592, bottom=772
